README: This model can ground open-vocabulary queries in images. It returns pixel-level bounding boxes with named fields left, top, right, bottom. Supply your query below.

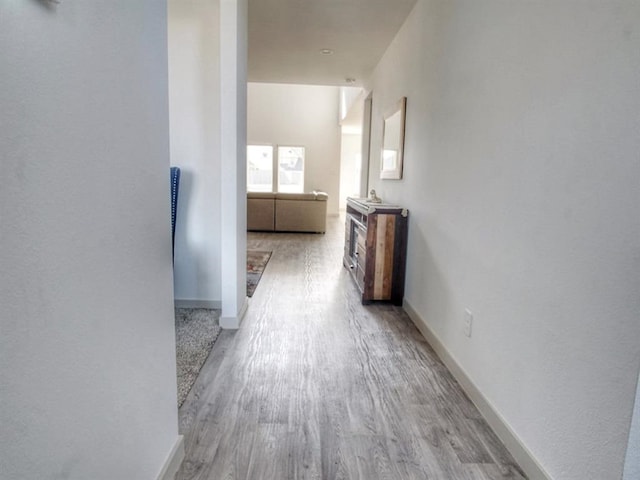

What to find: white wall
left=0, top=2, right=180, bottom=479
left=247, top=83, right=342, bottom=214
left=366, top=1, right=640, bottom=479
left=169, top=0, right=222, bottom=305
left=339, top=132, right=362, bottom=209
left=339, top=86, right=363, bottom=122
left=220, top=0, right=248, bottom=328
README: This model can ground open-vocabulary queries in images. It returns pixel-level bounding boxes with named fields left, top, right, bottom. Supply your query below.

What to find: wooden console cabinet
left=343, top=197, right=408, bottom=305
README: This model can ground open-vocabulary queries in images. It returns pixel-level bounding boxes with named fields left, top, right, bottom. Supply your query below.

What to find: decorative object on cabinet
left=368, top=189, right=382, bottom=203
left=343, top=197, right=408, bottom=305
left=380, top=97, right=407, bottom=180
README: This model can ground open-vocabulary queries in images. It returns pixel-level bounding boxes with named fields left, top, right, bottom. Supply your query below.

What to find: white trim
left=174, top=299, right=222, bottom=309
left=220, top=296, right=248, bottom=330
left=156, top=435, right=185, bottom=480
left=403, top=300, right=551, bottom=480
left=623, top=369, right=640, bottom=479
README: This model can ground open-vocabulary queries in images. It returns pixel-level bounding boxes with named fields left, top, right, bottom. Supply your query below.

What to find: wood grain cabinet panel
left=343, top=197, right=408, bottom=305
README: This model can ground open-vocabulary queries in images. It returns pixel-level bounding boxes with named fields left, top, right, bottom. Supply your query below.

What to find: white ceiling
left=248, top=0, right=418, bottom=87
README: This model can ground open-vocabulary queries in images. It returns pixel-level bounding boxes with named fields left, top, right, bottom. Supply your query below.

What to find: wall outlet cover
left=464, top=309, right=473, bottom=337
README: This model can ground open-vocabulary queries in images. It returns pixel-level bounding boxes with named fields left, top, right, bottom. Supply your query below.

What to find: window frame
left=247, top=144, right=275, bottom=193
left=247, top=144, right=305, bottom=193
left=276, top=145, right=305, bottom=194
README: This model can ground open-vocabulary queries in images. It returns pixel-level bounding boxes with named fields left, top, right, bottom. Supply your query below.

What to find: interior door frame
left=359, top=92, right=373, bottom=198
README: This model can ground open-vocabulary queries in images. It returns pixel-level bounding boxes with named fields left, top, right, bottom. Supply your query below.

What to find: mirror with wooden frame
left=380, top=97, right=406, bottom=180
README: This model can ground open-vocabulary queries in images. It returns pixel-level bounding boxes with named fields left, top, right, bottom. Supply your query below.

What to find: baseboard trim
left=403, top=300, right=551, bottom=480
left=156, top=435, right=184, bottom=480
left=220, top=297, right=248, bottom=330
left=174, top=299, right=222, bottom=309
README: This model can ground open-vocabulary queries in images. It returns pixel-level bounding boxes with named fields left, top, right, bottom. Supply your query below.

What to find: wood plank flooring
left=176, top=216, right=526, bottom=480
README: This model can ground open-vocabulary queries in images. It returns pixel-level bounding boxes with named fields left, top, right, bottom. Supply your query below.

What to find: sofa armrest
left=247, top=193, right=275, bottom=231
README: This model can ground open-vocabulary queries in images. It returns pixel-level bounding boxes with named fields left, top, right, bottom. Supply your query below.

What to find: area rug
left=247, top=250, right=272, bottom=297
left=175, top=308, right=221, bottom=407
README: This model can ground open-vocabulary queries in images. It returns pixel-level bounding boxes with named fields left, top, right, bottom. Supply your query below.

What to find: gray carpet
left=175, top=308, right=221, bottom=407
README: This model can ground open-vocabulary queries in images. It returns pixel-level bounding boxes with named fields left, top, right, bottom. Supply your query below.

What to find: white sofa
left=247, top=191, right=328, bottom=233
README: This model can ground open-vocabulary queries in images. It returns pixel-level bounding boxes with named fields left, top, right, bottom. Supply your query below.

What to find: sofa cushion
left=248, top=191, right=276, bottom=199
left=275, top=197, right=327, bottom=233
left=274, top=192, right=317, bottom=201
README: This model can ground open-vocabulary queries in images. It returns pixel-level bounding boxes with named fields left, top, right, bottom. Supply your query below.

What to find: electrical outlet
left=464, top=309, right=473, bottom=337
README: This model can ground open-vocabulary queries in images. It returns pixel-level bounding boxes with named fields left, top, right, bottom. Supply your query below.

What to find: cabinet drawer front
left=373, top=214, right=396, bottom=300
left=356, top=265, right=365, bottom=292
left=356, top=244, right=366, bottom=270
left=357, top=226, right=366, bottom=249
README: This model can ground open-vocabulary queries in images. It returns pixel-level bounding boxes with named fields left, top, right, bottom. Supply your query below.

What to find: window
left=247, top=145, right=305, bottom=193
left=277, top=146, right=304, bottom=193
left=247, top=145, right=273, bottom=192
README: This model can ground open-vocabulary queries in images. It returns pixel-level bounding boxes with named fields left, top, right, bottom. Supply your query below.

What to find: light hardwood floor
left=176, top=215, right=526, bottom=480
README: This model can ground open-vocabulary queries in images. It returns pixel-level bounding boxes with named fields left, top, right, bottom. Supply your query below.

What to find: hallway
left=176, top=216, right=525, bottom=480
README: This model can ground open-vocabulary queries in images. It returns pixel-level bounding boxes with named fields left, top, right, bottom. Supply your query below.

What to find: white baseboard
left=403, top=300, right=551, bottom=480
left=156, top=435, right=184, bottom=480
left=220, top=297, right=248, bottom=330
left=174, top=299, right=222, bottom=309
